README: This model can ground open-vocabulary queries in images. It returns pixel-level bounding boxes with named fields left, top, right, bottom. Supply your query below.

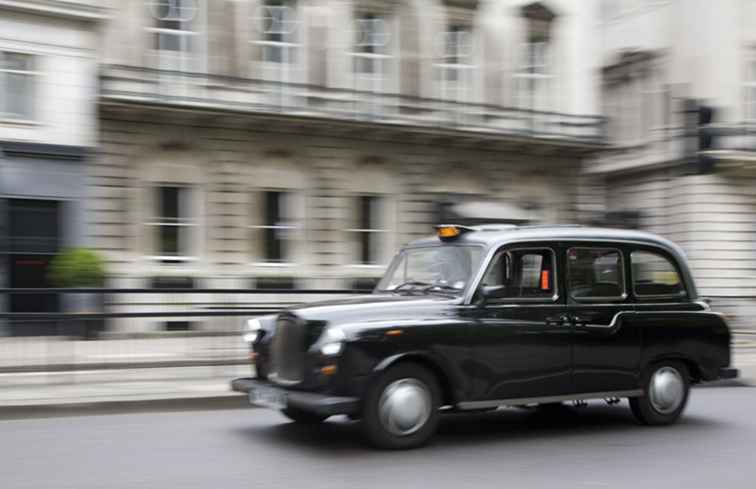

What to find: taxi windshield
left=377, top=245, right=484, bottom=295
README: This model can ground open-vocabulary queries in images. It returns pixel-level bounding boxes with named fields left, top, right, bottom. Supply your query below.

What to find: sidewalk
left=1, top=338, right=754, bottom=417
left=0, top=365, right=249, bottom=407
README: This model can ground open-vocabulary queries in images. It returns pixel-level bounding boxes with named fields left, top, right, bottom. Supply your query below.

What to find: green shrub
left=48, top=248, right=106, bottom=288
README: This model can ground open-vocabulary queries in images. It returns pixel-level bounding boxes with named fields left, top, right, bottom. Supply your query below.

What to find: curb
left=0, top=393, right=252, bottom=420
left=695, top=378, right=754, bottom=388
left=1, top=379, right=752, bottom=421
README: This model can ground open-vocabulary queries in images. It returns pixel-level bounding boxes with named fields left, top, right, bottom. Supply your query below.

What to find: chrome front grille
left=270, top=316, right=306, bottom=384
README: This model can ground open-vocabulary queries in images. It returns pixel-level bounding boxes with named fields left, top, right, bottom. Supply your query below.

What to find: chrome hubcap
left=649, top=366, right=685, bottom=414
left=378, top=378, right=432, bottom=436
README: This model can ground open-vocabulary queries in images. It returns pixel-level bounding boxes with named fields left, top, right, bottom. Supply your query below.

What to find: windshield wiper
left=390, top=281, right=462, bottom=296
left=422, top=283, right=463, bottom=295
left=392, top=281, right=433, bottom=292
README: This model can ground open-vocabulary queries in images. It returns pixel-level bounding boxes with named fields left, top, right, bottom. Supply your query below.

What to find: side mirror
left=479, top=285, right=508, bottom=302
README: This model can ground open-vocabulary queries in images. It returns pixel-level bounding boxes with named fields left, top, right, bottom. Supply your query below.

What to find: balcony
left=100, top=64, right=606, bottom=147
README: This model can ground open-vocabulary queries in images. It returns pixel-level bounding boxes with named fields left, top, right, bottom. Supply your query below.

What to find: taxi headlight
left=318, top=327, right=346, bottom=356
left=243, top=318, right=263, bottom=343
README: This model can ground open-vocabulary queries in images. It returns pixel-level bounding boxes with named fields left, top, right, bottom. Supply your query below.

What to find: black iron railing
left=0, top=287, right=369, bottom=373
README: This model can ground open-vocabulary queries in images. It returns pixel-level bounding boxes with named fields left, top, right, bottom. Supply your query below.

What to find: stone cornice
left=0, top=0, right=106, bottom=22
left=442, top=0, right=479, bottom=9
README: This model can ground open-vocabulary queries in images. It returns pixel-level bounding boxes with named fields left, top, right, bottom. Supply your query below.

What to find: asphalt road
left=1, top=387, right=755, bottom=489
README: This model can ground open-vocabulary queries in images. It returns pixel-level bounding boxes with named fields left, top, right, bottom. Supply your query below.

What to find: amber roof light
left=435, top=225, right=474, bottom=241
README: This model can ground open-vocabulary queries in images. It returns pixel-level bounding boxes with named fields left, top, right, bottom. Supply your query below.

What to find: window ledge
left=0, top=118, right=39, bottom=127
left=250, top=262, right=296, bottom=268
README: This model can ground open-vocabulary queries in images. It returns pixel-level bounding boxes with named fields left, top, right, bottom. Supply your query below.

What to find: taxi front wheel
left=630, top=361, right=690, bottom=426
left=361, top=362, right=441, bottom=449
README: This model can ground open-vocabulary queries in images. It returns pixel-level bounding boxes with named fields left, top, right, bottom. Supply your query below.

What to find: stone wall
left=92, top=111, right=584, bottom=292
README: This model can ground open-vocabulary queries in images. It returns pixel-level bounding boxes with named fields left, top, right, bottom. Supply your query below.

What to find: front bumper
left=231, top=377, right=360, bottom=417
left=719, top=367, right=739, bottom=380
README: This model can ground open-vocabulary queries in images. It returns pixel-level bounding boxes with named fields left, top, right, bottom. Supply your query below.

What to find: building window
left=746, top=54, right=756, bottom=122
left=254, top=0, right=298, bottom=65
left=352, top=13, right=389, bottom=76
left=147, top=186, right=194, bottom=261
left=515, top=41, right=550, bottom=109
left=436, top=25, right=472, bottom=101
left=514, top=3, right=556, bottom=112
left=0, top=52, right=35, bottom=120
left=603, top=52, right=663, bottom=145
left=250, top=190, right=296, bottom=263
left=347, top=195, right=385, bottom=265
left=146, top=0, right=200, bottom=69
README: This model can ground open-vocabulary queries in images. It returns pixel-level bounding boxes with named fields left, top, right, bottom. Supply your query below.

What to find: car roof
left=407, top=224, right=688, bottom=259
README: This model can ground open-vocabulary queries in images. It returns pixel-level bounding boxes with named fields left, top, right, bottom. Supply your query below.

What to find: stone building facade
left=591, top=0, right=756, bottom=327
left=93, top=0, right=605, bottom=315
left=0, top=0, right=608, bottom=332
left=0, top=0, right=103, bottom=333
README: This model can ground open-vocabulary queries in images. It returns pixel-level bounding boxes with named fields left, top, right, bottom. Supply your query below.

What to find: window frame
left=0, top=51, right=37, bottom=122
left=145, top=0, right=205, bottom=72
left=435, top=24, right=474, bottom=103
left=513, top=40, right=553, bottom=112
left=566, top=246, right=628, bottom=304
left=350, top=13, right=391, bottom=75
left=481, top=245, right=560, bottom=305
left=248, top=189, right=299, bottom=265
left=144, top=184, right=197, bottom=263
left=630, top=247, right=688, bottom=301
left=745, top=51, right=756, bottom=123
left=252, top=0, right=300, bottom=66
left=345, top=194, right=387, bottom=266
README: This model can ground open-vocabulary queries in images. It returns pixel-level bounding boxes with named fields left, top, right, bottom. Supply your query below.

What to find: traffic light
left=682, top=99, right=717, bottom=174
left=697, top=104, right=716, bottom=174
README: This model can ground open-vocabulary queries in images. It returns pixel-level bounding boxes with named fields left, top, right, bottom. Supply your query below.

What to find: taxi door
left=564, top=244, right=641, bottom=394
left=469, top=243, right=572, bottom=402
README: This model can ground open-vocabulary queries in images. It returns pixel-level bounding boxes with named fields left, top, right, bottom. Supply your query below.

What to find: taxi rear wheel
left=280, top=406, right=328, bottom=424
left=630, top=361, right=690, bottom=426
left=361, top=362, right=441, bottom=449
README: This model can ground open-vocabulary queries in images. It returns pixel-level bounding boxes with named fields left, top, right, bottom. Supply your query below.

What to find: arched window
left=252, top=1, right=301, bottom=68
left=348, top=3, right=397, bottom=117
left=250, top=0, right=303, bottom=107
left=145, top=0, right=205, bottom=72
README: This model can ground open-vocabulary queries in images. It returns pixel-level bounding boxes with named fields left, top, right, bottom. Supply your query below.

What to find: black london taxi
left=232, top=224, right=738, bottom=449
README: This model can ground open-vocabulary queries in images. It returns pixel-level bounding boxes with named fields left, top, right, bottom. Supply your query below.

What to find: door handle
left=571, top=315, right=590, bottom=327
left=545, top=314, right=572, bottom=327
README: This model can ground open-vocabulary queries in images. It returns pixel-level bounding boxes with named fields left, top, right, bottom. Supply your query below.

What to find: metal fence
left=0, top=288, right=366, bottom=374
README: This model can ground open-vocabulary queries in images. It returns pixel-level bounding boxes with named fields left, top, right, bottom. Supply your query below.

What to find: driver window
left=481, top=248, right=556, bottom=301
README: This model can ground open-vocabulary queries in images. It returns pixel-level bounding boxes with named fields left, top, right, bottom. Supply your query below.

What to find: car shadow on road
left=231, top=402, right=722, bottom=453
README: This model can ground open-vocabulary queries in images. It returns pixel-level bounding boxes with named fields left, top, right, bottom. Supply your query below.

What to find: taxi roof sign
left=435, top=224, right=475, bottom=241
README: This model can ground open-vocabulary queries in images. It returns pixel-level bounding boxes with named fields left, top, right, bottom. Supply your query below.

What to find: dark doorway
left=7, top=199, right=61, bottom=336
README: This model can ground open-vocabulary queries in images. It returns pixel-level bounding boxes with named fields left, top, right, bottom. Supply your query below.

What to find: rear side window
left=567, top=247, right=625, bottom=301
left=481, top=248, right=556, bottom=301
left=631, top=250, right=686, bottom=299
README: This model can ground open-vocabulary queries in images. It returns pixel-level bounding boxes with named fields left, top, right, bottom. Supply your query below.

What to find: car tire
left=280, top=406, right=328, bottom=424
left=630, top=360, right=690, bottom=426
left=361, top=362, right=441, bottom=450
